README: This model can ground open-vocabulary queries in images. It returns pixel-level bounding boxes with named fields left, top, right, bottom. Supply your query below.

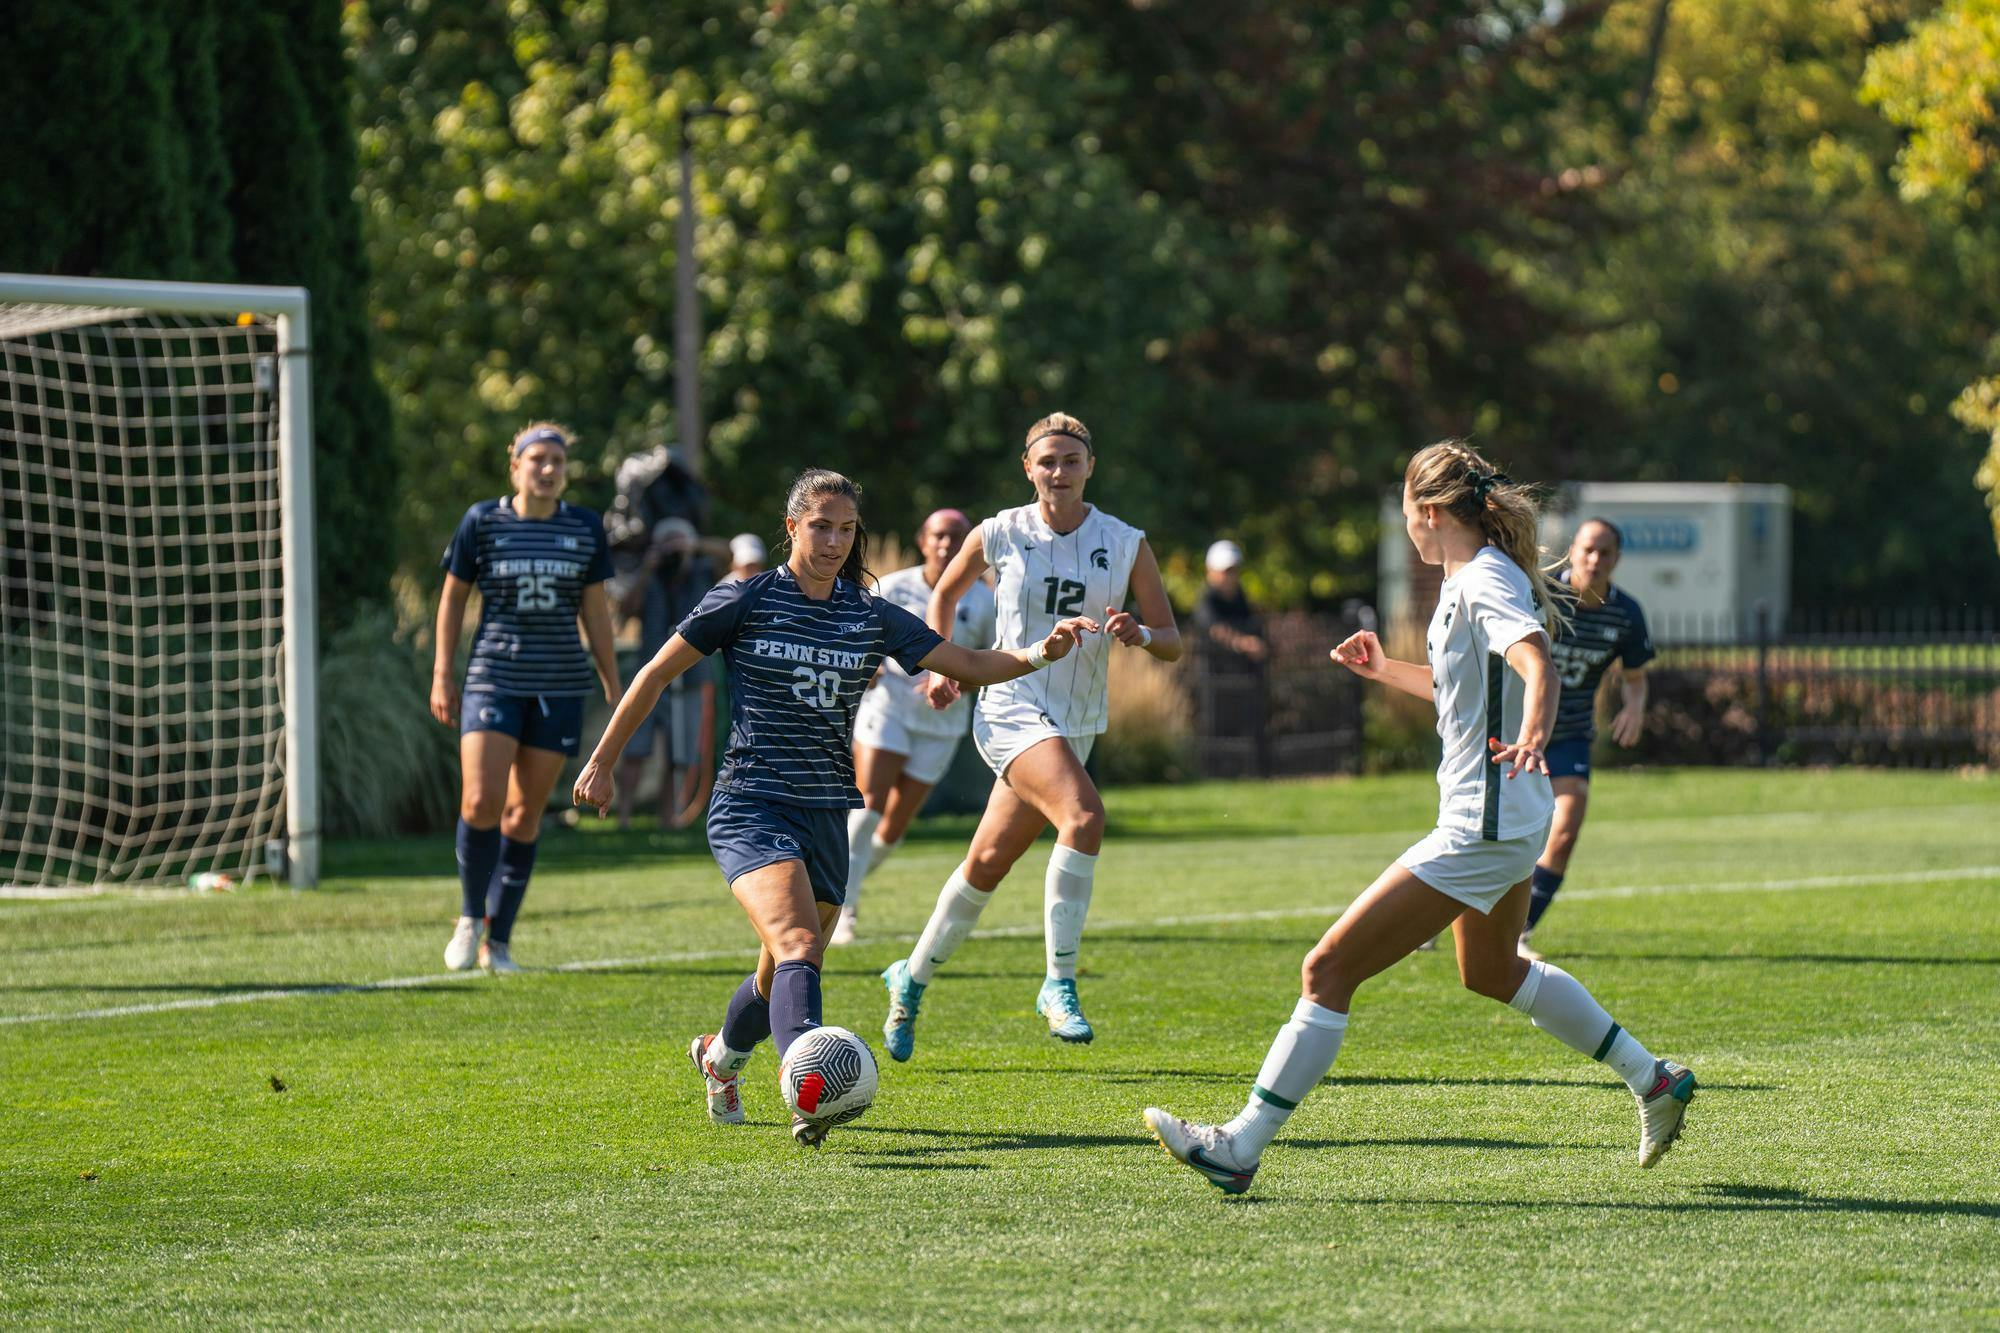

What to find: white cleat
left=1143, top=1107, right=1259, bottom=1195
left=829, top=912, right=858, bottom=948
left=688, top=1034, right=746, bottom=1125
left=1636, top=1060, right=1697, bottom=1167
left=479, top=939, right=521, bottom=974
left=444, top=916, right=484, bottom=971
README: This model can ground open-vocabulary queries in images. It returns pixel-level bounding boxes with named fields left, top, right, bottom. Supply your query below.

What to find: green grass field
left=4, top=768, right=1998, bottom=1326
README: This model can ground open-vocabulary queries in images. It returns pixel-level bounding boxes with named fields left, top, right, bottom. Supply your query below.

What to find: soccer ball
left=779, top=1026, right=879, bottom=1126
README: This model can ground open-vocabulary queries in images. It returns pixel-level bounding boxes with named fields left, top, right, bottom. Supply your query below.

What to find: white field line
left=2, top=864, right=1994, bottom=1029
left=8, top=800, right=1998, bottom=905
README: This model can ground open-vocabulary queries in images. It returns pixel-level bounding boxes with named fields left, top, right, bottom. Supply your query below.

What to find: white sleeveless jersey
left=869, top=565, right=997, bottom=738
left=979, top=502, right=1145, bottom=736
left=1425, top=546, right=1556, bottom=840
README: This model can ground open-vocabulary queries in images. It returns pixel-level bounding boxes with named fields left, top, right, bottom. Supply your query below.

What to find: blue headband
left=512, top=427, right=568, bottom=458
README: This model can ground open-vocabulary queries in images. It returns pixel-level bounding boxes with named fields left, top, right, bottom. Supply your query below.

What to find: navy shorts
left=706, top=788, right=851, bottom=906
left=461, top=690, right=586, bottom=757
left=1546, top=736, right=1593, bottom=782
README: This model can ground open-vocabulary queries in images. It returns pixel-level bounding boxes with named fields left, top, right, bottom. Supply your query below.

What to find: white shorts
left=972, top=701, right=1098, bottom=778
left=1396, top=822, right=1551, bottom=915
left=853, top=690, right=964, bottom=785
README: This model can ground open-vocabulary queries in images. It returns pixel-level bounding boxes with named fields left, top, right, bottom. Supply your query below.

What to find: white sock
left=1222, top=998, right=1348, bottom=1159
left=1044, top=843, right=1097, bottom=980
left=869, top=835, right=898, bottom=873
left=908, top=867, right=990, bottom=984
left=704, top=1035, right=754, bottom=1077
left=843, top=808, right=882, bottom=913
left=1508, top=960, right=1657, bottom=1094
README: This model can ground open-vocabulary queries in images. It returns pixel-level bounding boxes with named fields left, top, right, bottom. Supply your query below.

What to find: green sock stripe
left=1591, top=1023, right=1622, bottom=1063
left=1251, top=1084, right=1298, bottom=1111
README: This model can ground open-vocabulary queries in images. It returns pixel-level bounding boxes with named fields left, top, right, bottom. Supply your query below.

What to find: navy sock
left=769, top=959, right=822, bottom=1060
left=484, top=837, right=539, bottom=944
left=1524, top=863, right=1565, bottom=931
left=455, top=820, right=502, bottom=920
left=720, top=973, right=772, bottom=1052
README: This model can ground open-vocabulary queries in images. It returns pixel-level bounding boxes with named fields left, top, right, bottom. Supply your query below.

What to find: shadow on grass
left=1556, top=951, right=2000, bottom=968
left=917, top=1066, right=1778, bottom=1093
left=851, top=1125, right=1575, bottom=1157
left=849, top=1161, right=990, bottom=1172
left=1269, top=1183, right=2000, bottom=1220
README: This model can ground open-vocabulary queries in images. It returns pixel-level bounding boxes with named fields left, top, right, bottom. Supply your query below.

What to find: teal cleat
left=1035, top=977, right=1094, bottom=1044
left=881, top=959, right=926, bottom=1063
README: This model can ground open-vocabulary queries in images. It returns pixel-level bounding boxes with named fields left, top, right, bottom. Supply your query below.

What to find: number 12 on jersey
left=1042, top=577, right=1085, bottom=615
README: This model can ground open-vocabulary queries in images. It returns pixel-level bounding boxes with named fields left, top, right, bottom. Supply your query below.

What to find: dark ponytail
left=781, top=468, right=873, bottom=588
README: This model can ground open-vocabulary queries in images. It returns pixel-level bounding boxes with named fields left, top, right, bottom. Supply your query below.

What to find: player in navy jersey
left=1519, top=518, right=1654, bottom=959
left=572, top=469, right=1097, bottom=1147
left=431, top=422, right=621, bottom=974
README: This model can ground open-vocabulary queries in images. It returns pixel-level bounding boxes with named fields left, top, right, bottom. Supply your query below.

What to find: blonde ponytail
left=1404, top=440, right=1570, bottom=636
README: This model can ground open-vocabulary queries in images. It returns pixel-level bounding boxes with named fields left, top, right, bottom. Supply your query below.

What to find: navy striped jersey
left=1548, top=573, right=1654, bottom=744
left=677, top=567, right=944, bottom=809
left=441, top=498, right=613, bottom=697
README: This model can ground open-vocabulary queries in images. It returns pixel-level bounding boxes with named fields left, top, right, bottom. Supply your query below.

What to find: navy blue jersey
left=441, top=498, right=613, bottom=697
left=676, top=567, right=944, bottom=809
left=1548, top=574, right=1654, bottom=744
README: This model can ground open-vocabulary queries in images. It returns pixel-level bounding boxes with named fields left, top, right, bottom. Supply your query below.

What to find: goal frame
left=0, top=273, right=321, bottom=887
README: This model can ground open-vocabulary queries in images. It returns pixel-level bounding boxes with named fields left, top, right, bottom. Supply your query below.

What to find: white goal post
left=0, top=273, right=319, bottom=888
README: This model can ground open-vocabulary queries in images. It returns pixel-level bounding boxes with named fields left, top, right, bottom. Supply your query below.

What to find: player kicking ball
left=574, top=469, right=1094, bottom=1146
left=1145, top=442, right=1694, bottom=1195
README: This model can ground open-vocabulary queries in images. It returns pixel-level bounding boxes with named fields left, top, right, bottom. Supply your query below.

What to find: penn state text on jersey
left=676, top=567, right=943, bottom=808
left=1547, top=575, right=1654, bottom=744
left=441, top=498, right=613, bottom=696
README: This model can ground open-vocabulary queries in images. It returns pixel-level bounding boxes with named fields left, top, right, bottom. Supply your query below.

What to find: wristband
left=1026, top=644, right=1053, bottom=671
left=1136, top=624, right=1153, bottom=648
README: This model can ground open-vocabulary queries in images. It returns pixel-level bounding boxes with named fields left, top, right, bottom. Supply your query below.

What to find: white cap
left=730, top=533, right=767, bottom=566
left=1205, top=539, right=1244, bottom=572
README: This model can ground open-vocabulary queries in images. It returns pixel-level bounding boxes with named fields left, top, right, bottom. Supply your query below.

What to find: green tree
left=1863, top=0, right=2000, bottom=552
left=2, top=0, right=398, bottom=626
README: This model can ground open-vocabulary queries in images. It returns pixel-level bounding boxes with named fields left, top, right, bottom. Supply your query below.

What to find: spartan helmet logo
left=1090, top=547, right=1109, bottom=570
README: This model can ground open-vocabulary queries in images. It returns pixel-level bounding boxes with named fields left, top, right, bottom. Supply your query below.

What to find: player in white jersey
left=1144, top=441, right=1695, bottom=1195
left=831, top=508, right=998, bottom=945
left=880, top=413, right=1182, bottom=1057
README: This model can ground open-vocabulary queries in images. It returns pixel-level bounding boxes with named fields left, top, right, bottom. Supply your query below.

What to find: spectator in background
left=724, top=533, right=766, bottom=583
left=1193, top=539, right=1269, bottom=776
left=1195, top=540, right=1268, bottom=664
left=612, top=516, right=717, bottom=829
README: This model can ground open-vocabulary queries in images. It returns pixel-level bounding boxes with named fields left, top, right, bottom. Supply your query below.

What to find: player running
left=1143, top=442, right=1694, bottom=1195
left=831, top=507, right=997, bottom=946
left=1518, top=518, right=1654, bottom=959
left=572, top=469, right=1095, bottom=1146
left=880, top=412, right=1182, bottom=1059
left=430, top=422, right=622, bottom=974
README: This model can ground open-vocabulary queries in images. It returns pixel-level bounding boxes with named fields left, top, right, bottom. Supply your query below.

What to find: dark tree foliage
left=1, top=0, right=397, bottom=628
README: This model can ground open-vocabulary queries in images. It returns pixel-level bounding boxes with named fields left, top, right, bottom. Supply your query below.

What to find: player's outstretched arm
left=578, top=582, right=624, bottom=708
left=429, top=574, right=474, bottom=725
left=919, top=615, right=1102, bottom=688
left=573, top=634, right=706, bottom=812
left=1329, top=629, right=1432, bottom=701
left=1610, top=667, right=1649, bottom=747
left=1490, top=632, right=1556, bottom=777
left=1104, top=540, right=1182, bottom=662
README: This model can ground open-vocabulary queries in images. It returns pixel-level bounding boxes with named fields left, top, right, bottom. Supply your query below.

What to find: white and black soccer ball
left=779, top=1026, right=879, bottom=1126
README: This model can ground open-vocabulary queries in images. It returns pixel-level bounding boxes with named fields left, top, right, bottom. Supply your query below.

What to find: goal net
left=0, top=275, right=319, bottom=889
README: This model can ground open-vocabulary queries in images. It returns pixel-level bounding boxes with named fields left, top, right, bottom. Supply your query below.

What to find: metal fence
left=1614, top=607, right=2000, bottom=769
left=1186, top=610, right=1367, bottom=779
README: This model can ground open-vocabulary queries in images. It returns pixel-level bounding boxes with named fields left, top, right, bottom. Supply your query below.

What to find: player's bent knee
left=1460, top=957, right=1526, bottom=1002
left=967, top=843, right=1017, bottom=882
left=773, top=926, right=822, bottom=966
left=1301, top=947, right=1353, bottom=1009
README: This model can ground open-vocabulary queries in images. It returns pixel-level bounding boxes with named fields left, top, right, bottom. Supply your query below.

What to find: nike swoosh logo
left=494, top=537, right=512, bottom=547
left=1186, top=1146, right=1245, bottom=1179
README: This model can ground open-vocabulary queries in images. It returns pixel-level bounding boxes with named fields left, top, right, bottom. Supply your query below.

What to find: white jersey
left=867, top=564, right=997, bottom=738
left=1425, top=546, right=1556, bottom=841
left=979, top=502, right=1145, bottom=736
